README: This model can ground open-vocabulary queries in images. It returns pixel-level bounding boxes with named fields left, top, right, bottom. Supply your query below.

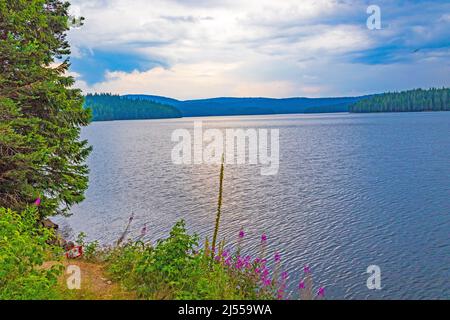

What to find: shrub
left=106, top=220, right=201, bottom=299
left=105, top=220, right=285, bottom=300
left=75, top=232, right=99, bottom=261
left=0, top=207, right=63, bottom=300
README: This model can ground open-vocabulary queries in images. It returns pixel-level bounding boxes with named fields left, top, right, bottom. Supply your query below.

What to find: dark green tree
left=0, top=0, right=91, bottom=217
left=349, top=88, right=450, bottom=113
left=85, top=93, right=182, bottom=121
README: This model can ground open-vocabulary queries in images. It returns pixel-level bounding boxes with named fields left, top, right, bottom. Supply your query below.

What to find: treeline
left=85, top=93, right=182, bottom=121
left=349, top=88, right=450, bottom=113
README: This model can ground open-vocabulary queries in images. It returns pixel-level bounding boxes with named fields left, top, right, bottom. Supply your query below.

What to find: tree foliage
left=0, top=207, right=63, bottom=300
left=349, top=88, right=450, bottom=113
left=85, top=93, right=182, bottom=121
left=0, top=0, right=91, bottom=217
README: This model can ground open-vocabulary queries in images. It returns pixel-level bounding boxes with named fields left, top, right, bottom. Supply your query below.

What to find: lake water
left=56, top=112, right=450, bottom=299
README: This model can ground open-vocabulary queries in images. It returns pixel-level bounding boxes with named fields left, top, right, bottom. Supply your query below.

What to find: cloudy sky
left=67, top=0, right=450, bottom=99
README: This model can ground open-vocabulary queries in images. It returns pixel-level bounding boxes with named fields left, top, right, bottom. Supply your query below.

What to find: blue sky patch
left=70, top=49, right=167, bottom=84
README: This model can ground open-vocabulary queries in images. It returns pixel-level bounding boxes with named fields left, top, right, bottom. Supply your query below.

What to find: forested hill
left=89, top=88, right=449, bottom=120
left=125, top=94, right=364, bottom=116
left=85, top=93, right=182, bottom=121
left=349, top=88, right=450, bottom=113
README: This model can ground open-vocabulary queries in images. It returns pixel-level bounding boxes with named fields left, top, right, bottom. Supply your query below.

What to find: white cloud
left=68, top=0, right=450, bottom=98
left=80, top=63, right=303, bottom=99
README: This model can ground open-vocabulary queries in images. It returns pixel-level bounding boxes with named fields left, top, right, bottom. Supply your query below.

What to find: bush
left=75, top=232, right=99, bottom=261
left=106, top=220, right=202, bottom=299
left=105, top=220, right=284, bottom=300
left=0, top=207, right=63, bottom=300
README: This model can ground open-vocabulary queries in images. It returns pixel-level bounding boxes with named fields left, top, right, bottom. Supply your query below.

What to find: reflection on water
left=55, top=112, right=450, bottom=299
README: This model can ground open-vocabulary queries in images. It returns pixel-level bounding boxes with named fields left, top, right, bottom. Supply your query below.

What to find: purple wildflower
left=261, top=233, right=267, bottom=243
left=317, top=287, right=325, bottom=297
left=304, top=265, right=311, bottom=273
left=244, top=256, right=252, bottom=269
left=298, top=281, right=305, bottom=289
left=235, top=256, right=245, bottom=270
left=277, top=289, right=284, bottom=300
left=238, top=229, right=245, bottom=239
left=34, top=197, right=41, bottom=206
left=274, top=252, right=281, bottom=263
left=281, top=271, right=289, bottom=280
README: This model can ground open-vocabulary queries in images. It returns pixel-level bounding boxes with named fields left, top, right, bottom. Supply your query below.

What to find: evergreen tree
left=349, top=88, right=450, bottom=113
left=0, top=0, right=91, bottom=217
left=85, top=93, right=182, bottom=121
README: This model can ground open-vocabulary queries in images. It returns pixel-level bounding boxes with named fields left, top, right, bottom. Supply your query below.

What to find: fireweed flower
left=277, top=288, right=284, bottom=300
left=236, top=229, right=245, bottom=257
left=260, top=270, right=270, bottom=285
left=262, top=268, right=269, bottom=278
left=261, top=233, right=267, bottom=243
left=317, top=287, right=325, bottom=297
left=277, top=278, right=288, bottom=299
left=34, top=197, right=41, bottom=206
left=298, top=281, right=305, bottom=289
left=235, top=256, right=245, bottom=270
left=304, top=265, right=311, bottom=273
left=281, top=271, right=288, bottom=280
left=244, top=256, right=252, bottom=269
left=274, top=252, right=281, bottom=263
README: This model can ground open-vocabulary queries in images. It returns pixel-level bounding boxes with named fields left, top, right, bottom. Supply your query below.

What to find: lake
left=55, top=112, right=450, bottom=299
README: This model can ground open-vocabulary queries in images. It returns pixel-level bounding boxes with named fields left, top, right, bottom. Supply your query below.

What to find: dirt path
left=44, top=260, right=136, bottom=300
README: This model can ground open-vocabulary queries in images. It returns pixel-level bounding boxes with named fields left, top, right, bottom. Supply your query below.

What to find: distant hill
left=349, top=88, right=449, bottom=113
left=85, top=93, right=182, bottom=121
left=87, top=89, right=449, bottom=121
left=124, top=95, right=365, bottom=117
left=124, top=94, right=182, bottom=107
